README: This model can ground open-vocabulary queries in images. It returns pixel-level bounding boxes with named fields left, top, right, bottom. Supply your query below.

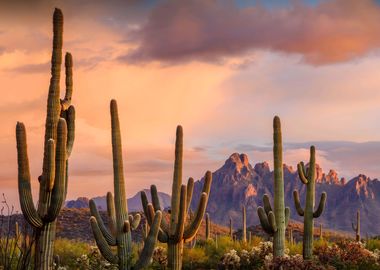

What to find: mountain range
left=67, top=153, right=380, bottom=236
left=191, top=153, right=380, bottom=236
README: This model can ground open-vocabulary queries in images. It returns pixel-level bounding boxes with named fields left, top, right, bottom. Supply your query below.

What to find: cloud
left=123, top=0, right=380, bottom=65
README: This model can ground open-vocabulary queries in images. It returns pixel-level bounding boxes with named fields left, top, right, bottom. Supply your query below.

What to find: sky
left=1, top=0, right=380, bottom=210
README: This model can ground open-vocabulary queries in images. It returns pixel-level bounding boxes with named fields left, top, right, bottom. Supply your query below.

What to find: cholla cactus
left=141, top=126, right=212, bottom=270
left=89, top=100, right=161, bottom=270
left=293, top=146, right=327, bottom=259
left=16, top=8, right=75, bottom=270
left=257, top=116, right=290, bottom=258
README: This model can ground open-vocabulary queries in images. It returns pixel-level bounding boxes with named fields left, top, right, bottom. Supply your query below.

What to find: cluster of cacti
left=89, top=100, right=162, bottom=270
left=16, top=8, right=75, bottom=270
left=141, top=125, right=212, bottom=270
left=257, top=116, right=290, bottom=258
left=293, top=145, right=327, bottom=260
left=352, top=210, right=361, bottom=242
left=205, top=213, right=210, bottom=240
left=242, top=206, right=247, bottom=243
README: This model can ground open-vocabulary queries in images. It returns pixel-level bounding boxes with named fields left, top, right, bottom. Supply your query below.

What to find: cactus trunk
left=205, top=213, right=210, bottom=240
left=229, top=217, right=233, bottom=239
left=168, top=241, right=183, bottom=270
left=352, top=210, right=360, bottom=242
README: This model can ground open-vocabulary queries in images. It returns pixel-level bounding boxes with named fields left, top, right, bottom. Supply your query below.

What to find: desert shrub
left=366, top=239, right=380, bottom=252
left=287, top=241, right=302, bottom=256
left=264, top=254, right=334, bottom=270
left=315, top=240, right=380, bottom=270
left=54, top=238, right=90, bottom=268
left=151, top=246, right=167, bottom=269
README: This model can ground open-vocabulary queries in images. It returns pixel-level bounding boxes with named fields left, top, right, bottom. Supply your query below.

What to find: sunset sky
left=2, top=0, right=380, bottom=210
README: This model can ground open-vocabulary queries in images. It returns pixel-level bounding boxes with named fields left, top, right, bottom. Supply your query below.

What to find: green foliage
left=53, top=238, right=90, bottom=268
left=366, top=239, right=380, bottom=252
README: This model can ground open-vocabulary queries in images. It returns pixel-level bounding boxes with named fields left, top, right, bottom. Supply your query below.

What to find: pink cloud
left=124, top=0, right=380, bottom=65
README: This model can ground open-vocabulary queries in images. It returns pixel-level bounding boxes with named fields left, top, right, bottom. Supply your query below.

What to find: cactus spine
left=257, top=116, right=290, bottom=258
left=89, top=100, right=162, bottom=270
left=293, top=146, right=327, bottom=260
left=205, top=213, right=210, bottom=240
left=16, top=8, right=75, bottom=270
left=242, top=206, right=246, bottom=243
left=352, top=210, right=360, bottom=242
left=141, top=126, right=212, bottom=270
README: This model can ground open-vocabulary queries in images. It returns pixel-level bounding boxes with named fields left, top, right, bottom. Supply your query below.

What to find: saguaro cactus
left=242, top=206, right=247, bottom=243
left=89, top=100, right=162, bottom=270
left=16, top=8, right=75, bottom=270
left=205, top=213, right=210, bottom=240
left=319, top=224, right=323, bottom=240
left=352, top=210, right=360, bottom=242
left=141, top=126, right=212, bottom=270
left=257, top=116, right=290, bottom=258
left=293, top=146, right=327, bottom=260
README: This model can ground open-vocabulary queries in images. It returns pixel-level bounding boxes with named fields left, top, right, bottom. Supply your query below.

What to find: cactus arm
left=183, top=192, right=207, bottom=241
left=293, top=190, right=304, bottom=216
left=141, top=191, right=150, bottom=221
left=352, top=222, right=357, bottom=231
left=170, top=125, right=183, bottom=235
left=297, top=162, right=309, bottom=184
left=65, top=105, right=75, bottom=157
left=285, top=207, right=290, bottom=227
left=263, top=194, right=273, bottom=214
left=129, top=214, right=141, bottom=230
left=147, top=203, right=168, bottom=243
left=46, top=119, right=67, bottom=222
left=313, top=192, right=327, bottom=218
left=60, top=52, right=73, bottom=111
left=123, top=220, right=130, bottom=233
left=16, top=122, right=44, bottom=228
left=90, top=217, right=118, bottom=264
left=268, top=212, right=277, bottom=232
left=89, top=199, right=116, bottom=246
left=106, top=192, right=117, bottom=236
left=186, top=177, right=194, bottom=213
left=45, top=139, right=56, bottom=192
left=201, top=171, right=212, bottom=195
left=173, top=185, right=187, bottom=242
left=134, top=211, right=162, bottom=270
left=257, top=207, right=274, bottom=234
left=150, top=185, right=170, bottom=233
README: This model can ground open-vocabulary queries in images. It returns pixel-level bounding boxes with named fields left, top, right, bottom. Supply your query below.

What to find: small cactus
left=141, top=126, right=212, bottom=270
left=352, top=210, right=360, bottom=242
left=257, top=116, right=290, bottom=258
left=229, top=217, right=233, bottom=239
left=242, top=206, right=247, bottom=243
left=319, top=224, right=323, bottom=240
left=90, top=100, right=161, bottom=270
left=293, top=146, right=327, bottom=260
left=205, top=213, right=210, bottom=240
left=16, top=8, right=75, bottom=270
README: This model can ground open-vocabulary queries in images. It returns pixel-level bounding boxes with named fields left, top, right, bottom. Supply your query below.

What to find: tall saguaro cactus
left=257, top=116, right=290, bottom=258
left=293, top=146, right=327, bottom=260
left=242, top=206, right=247, bottom=243
left=229, top=217, right=233, bottom=239
left=352, top=210, right=360, bottom=242
left=89, top=100, right=162, bottom=270
left=141, top=126, right=212, bottom=270
left=16, top=8, right=75, bottom=270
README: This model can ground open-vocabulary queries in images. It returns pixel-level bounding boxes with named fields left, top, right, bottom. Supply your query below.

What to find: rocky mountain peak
left=353, top=174, right=375, bottom=199
left=223, top=153, right=251, bottom=174
left=254, top=162, right=270, bottom=176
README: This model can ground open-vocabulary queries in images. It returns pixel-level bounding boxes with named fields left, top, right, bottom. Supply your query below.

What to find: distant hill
left=65, top=189, right=171, bottom=212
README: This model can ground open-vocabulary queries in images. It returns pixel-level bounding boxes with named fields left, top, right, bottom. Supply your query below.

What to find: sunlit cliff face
left=2, top=0, right=380, bottom=209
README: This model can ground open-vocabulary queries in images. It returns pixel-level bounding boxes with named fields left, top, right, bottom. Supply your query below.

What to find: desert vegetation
left=2, top=7, right=380, bottom=270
